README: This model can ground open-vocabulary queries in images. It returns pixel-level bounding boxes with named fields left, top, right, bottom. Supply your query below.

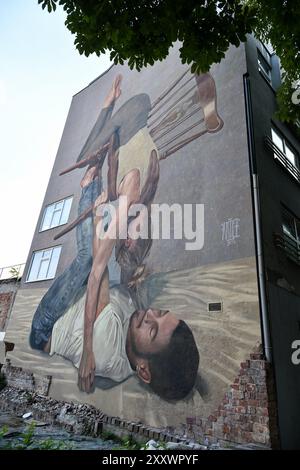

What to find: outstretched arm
left=78, top=169, right=140, bottom=392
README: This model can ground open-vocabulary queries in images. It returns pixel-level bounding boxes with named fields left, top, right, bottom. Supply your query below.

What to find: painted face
left=129, top=308, right=179, bottom=356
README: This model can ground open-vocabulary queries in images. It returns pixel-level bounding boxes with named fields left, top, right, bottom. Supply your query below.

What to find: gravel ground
left=0, top=411, right=119, bottom=450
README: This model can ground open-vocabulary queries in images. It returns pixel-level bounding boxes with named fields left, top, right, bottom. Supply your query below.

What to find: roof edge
left=72, top=62, right=115, bottom=98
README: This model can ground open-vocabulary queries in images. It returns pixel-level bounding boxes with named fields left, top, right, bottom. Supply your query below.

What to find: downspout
left=243, top=74, right=273, bottom=363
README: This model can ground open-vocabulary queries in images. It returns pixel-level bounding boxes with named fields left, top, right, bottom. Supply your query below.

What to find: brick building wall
left=185, top=346, right=280, bottom=448
left=0, top=292, right=14, bottom=330
left=0, top=279, right=20, bottom=332
left=1, top=345, right=280, bottom=448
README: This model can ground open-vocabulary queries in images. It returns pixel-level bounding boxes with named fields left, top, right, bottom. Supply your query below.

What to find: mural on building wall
left=29, top=70, right=224, bottom=400
left=5, top=48, right=262, bottom=428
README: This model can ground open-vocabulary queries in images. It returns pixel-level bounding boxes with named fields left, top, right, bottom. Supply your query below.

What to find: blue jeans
left=29, top=178, right=101, bottom=350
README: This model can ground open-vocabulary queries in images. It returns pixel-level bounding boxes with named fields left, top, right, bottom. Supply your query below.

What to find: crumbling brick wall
left=0, top=292, right=14, bottom=330
left=1, top=360, right=51, bottom=396
left=186, top=347, right=280, bottom=448
left=1, top=347, right=280, bottom=448
left=0, top=279, right=20, bottom=331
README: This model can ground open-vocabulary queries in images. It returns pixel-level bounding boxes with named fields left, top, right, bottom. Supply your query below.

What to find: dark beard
left=127, top=310, right=150, bottom=360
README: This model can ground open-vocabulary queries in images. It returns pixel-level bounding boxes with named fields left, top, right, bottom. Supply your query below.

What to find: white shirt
left=50, top=286, right=135, bottom=382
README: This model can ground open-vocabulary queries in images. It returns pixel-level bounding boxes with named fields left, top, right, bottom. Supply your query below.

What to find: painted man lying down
left=30, top=169, right=199, bottom=401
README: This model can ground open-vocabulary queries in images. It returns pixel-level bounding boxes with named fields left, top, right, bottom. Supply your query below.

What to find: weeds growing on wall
left=0, top=422, right=73, bottom=450
left=100, top=430, right=146, bottom=450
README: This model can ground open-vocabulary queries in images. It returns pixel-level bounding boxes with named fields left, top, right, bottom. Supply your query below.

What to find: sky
left=0, top=0, right=112, bottom=268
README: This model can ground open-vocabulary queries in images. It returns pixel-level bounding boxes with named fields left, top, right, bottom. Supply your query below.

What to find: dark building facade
left=4, top=37, right=300, bottom=448
left=244, top=36, right=300, bottom=449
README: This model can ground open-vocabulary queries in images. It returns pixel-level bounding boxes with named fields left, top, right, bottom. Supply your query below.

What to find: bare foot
left=103, top=74, right=123, bottom=108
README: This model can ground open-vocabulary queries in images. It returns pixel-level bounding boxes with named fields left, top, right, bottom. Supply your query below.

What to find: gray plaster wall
left=4, top=42, right=262, bottom=432
left=21, top=42, right=255, bottom=290
left=6, top=257, right=261, bottom=429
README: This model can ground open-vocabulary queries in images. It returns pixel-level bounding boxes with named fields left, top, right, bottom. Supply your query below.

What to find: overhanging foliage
left=38, top=0, right=300, bottom=126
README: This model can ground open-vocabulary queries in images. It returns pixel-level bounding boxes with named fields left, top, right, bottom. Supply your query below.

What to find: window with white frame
left=271, top=127, right=299, bottom=169
left=26, top=246, right=62, bottom=282
left=40, top=196, right=73, bottom=231
left=258, top=51, right=272, bottom=84
left=257, top=43, right=273, bottom=85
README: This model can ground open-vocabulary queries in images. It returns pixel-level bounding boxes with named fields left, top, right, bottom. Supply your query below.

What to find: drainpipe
left=243, top=74, right=273, bottom=363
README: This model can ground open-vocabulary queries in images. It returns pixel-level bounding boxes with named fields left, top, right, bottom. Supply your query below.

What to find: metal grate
left=265, top=136, right=300, bottom=184
left=274, top=232, right=300, bottom=266
left=207, top=302, right=223, bottom=313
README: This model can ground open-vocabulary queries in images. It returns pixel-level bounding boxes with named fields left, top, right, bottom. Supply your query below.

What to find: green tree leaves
left=37, top=1, right=255, bottom=71
left=38, top=0, right=300, bottom=126
left=38, top=0, right=56, bottom=12
left=247, top=0, right=300, bottom=131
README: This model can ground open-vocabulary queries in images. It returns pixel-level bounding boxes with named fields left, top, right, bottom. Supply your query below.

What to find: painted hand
left=78, top=349, right=96, bottom=393
left=103, top=74, right=122, bottom=108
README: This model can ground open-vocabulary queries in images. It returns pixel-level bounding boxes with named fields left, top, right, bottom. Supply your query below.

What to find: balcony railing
left=0, top=263, right=25, bottom=281
left=274, top=232, right=300, bottom=266
left=265, top=136, right=300, bottom=184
